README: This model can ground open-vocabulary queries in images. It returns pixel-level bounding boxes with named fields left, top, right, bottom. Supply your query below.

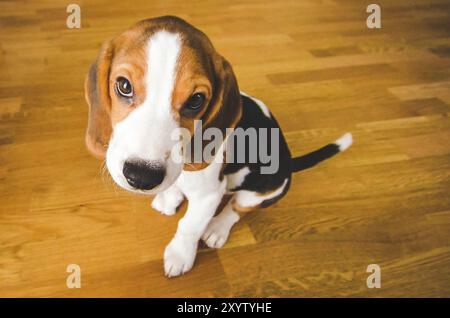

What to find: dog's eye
left=184, top=93, right=205, bottom=111
left=115, top=77, right=133, bottom=98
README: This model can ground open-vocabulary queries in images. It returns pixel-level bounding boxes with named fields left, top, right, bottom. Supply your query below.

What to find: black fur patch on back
left=223, top=94, right=292, bottom=194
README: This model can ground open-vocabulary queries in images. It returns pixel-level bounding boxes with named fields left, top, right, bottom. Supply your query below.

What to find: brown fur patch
left=85, top=41, right=114, bottom=159
left=232, top=200, right=261, bottom=213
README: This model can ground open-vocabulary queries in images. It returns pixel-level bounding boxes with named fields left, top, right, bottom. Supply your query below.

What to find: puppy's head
left=85, top=16, right=242, bottom=194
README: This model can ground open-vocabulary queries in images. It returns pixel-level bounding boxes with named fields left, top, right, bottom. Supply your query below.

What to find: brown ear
left=84, top=41, right=114, bottom=159
left=183, top=54, right=242, bottom=171
left=202, top=54, right=242, bottom=138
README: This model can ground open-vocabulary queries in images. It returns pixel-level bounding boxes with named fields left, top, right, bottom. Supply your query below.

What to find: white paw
left=202, top=217, right=232, bottom=249
left=151, top=190, right=183, bottom=216
left=164, top=236, right=197, bottom=278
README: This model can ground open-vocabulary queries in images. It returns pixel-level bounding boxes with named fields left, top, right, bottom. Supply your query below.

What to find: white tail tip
left=335, top=132, right=353, bottom=151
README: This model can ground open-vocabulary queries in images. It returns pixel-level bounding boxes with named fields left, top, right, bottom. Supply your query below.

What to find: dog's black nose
left=122, top=159, right=165, bottom=190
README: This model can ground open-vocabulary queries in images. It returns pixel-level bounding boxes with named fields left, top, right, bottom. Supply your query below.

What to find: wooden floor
left=1, top=0, right=450, bottom=297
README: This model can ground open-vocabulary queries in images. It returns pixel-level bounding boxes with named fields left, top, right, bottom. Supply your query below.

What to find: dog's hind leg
left=151, top=183, right=185, bottom=216
left=202, top=178, right=290, bottom=248
left=202, top=200, right=241, bottom=248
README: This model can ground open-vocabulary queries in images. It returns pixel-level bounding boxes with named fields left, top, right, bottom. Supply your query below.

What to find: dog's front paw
left=164, top=236, right=197, bottom=277
left=151, top=188, right=184, bottom=216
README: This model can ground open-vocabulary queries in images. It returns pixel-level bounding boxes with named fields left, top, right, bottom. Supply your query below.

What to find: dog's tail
left=291, top=132, right=353, bottom=172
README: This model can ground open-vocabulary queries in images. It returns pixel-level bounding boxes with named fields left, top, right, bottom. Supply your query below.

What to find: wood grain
left=0, top=0, right=449, bottom=297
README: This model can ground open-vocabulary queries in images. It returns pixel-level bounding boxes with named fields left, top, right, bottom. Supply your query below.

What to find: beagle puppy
left=85, top=16, right=352, bottom=277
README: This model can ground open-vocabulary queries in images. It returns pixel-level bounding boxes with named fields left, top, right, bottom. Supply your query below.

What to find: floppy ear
left=182, top=54, right=242, bottom=171
left=182, top=54, right=242, bottom=170
left=202, top=54, right=242, bottom=137
left=84, top=41, right=114, bottom=159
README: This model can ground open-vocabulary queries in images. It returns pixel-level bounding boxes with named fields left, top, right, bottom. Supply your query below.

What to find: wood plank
left=0, top=0, right=449, bottom=297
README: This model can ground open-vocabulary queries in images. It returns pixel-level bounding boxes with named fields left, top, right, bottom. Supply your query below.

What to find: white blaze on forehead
left=146, top=30, right=181, bottom=117
left=105, top=30, right=184, bottom=194
left=111, top=30, right=182, bottom=158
